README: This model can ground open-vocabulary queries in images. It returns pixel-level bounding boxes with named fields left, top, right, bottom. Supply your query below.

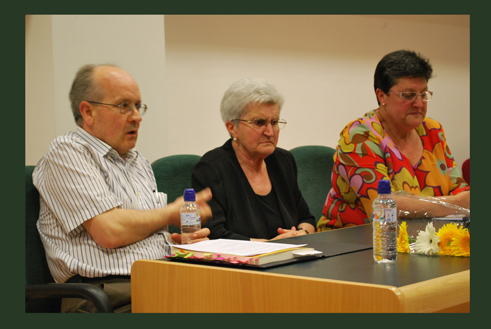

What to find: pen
left=153, top=189, right=160, bottom=204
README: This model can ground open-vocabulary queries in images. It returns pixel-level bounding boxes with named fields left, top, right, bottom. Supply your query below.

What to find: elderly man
left=33, top=64, right=212, bottom=312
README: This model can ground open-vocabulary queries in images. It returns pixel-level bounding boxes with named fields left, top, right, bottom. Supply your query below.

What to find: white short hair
left=220, top=78, right=284, bottom=123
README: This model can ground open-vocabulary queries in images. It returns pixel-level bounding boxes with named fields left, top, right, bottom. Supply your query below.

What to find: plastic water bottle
left=180, top=188, right=201, bottom=244
left=372, top=179, right=398, bottom=263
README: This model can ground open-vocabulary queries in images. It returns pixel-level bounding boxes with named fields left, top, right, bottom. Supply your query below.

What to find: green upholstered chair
left=25, top=165, right=113, bottom=313
left=151, top=154, right=201, bottom=234
left=290, top=145, right=336, bottom=224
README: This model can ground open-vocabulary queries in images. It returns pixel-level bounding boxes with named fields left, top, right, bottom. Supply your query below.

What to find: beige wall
left=26, top=15, right=57, bottom=164
left=26, top=15, right=470, bottom=169
left=25, top=15, right=167, bottom=165
left=164, top=15, right=470, bottom=168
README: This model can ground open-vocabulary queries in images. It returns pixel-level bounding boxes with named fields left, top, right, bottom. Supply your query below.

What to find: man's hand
left=195, top=188, right=213, bottom=223
left=168, top=188, right=213, bottom=227
left=171, top=228, right=211, bottom=245
left=83, top=188, right=213, bottom=249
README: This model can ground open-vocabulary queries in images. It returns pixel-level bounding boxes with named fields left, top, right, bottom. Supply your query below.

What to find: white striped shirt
left=33, top=127, right=170, bottom=283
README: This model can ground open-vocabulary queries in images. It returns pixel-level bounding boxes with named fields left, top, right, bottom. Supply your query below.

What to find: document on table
left=172, top=239, right=307, bottom=256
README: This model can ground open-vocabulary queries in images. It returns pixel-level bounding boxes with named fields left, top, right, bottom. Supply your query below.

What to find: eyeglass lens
left=120, top=102, right=147, bottom=115
left=252, top=119, right=285, bottom=129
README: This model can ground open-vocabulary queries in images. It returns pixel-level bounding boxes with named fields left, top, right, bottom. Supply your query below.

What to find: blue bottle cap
left=183, top=188, right=196, bottom=202
left=377, top=180, right=391, bottom=194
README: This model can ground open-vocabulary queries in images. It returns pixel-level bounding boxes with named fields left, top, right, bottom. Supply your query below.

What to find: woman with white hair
left=192, top=78, right=316, bottom=241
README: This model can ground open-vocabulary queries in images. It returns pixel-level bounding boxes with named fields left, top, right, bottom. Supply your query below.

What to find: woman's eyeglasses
left=390, top=90, right=433, bottom=102
left=233, top=118, right=287, bottom=130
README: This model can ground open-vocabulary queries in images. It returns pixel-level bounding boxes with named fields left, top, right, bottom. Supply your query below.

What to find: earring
left=233, top=137, right=237, bottom=141
left=382, top=103, right=386, bottom=106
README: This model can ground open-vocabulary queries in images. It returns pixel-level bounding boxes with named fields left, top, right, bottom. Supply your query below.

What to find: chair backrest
left=290, top=145, right=336, bottom=223
left=25, top=165, right=54, bottom=285
left=151, top=154, right=201, bottom=234
left=462, top=158, right=470, bottom=185
left=25, top=165, right=60, bottom=312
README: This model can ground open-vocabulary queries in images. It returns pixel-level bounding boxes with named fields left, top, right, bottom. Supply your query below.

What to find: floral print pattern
left=317, top=110, right=469, bottom=231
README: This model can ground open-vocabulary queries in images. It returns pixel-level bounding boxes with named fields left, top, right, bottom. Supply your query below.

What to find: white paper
left=173, top=239, right=307, bottom=256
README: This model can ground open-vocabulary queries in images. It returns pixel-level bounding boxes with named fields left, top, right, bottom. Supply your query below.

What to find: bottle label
left=181, top=213, right=201, bottom=226
left=373, top=208, right=397, bottom=222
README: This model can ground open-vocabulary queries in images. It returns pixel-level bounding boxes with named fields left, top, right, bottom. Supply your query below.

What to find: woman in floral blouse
left=317, top=50, right=470, bottom=231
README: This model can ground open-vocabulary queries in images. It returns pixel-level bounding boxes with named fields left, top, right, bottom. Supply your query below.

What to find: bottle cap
left=377, top=180, right=391, bottom=194
left=183, top=188, right=196, bottom=202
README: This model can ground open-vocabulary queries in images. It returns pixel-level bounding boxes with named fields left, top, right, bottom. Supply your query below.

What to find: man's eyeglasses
left=86, top=101, right=148, bottom=115
left=390, top=90, right=433, bottom=102
left=233, top=118, right=287, bottom=130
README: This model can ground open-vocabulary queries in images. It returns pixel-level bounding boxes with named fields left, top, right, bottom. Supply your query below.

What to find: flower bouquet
left=397, top=221, right=470, bottom=257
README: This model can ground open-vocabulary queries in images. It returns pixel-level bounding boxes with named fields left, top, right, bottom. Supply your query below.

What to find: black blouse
left=192, top=139, right=316, bottom=240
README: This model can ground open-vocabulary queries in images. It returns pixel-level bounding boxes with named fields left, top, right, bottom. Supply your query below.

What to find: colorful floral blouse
left=317, top=110, right=469, bottom=231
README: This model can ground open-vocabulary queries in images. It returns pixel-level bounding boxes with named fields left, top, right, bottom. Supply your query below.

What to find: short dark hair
left=374, top=50, right=433, bottom=105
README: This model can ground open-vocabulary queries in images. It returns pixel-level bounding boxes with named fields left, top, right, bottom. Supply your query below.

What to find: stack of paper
left=168, top=239, right=322, bottom=266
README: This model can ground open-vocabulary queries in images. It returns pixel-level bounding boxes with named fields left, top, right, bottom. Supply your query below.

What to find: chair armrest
left=26, top=283, right=114, bottom=313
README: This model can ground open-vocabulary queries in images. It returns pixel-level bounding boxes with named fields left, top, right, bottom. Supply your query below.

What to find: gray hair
left=220, top=78, right=284, bottom=124
left=69, top=64, right=117, bottom=126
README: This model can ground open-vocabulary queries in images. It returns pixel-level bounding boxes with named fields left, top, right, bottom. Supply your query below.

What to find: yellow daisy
left=437, top=223, right=460, bottom=256
left=450, top=228, right=470, bottom=257
left=397, top=221, right=410, bottom=253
